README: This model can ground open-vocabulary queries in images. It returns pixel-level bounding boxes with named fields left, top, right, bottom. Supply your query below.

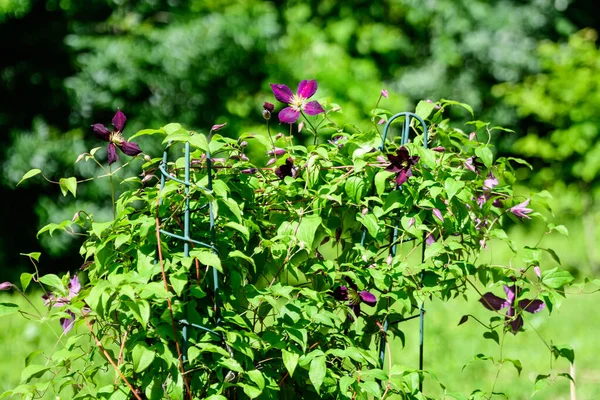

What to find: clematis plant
left=42, top=275, right=81, bottom=333
left=92, top=109, right=142, bottom=165
left=270, top=79, right=324, bottom=124
left=480, top=284, right=545, bottom=334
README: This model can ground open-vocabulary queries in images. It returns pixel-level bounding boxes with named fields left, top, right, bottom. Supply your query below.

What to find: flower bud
left=71, top=212, right=80, bottom=222
left=241, top=168, right=257, bottom=175
left=144, top=154, right=153, bottom=163
left=0, top=282, right=12, bottom=290
left=298, top=122, right=304, bottom=133
left=469, top=132, right=477, bottom=141
left=534, top=266, right=542, bottom=279
left=377, top=155, right=387, bottom=163
left=267, top=148, right=286, bottom=156
left=211, top=123, right=226, bottom=132
left=432, top=146, right=445, bottom=152
left=240, top=154, right=249, bottom=162
left=275, top=133, right=284, bottom=140
left=240, top=141, right=248, bottom=148
left=381, top=89, right=389, bottom=99
left=378, top=118, right=386, bottom=125
left=266, top=158, right=276, bottom=166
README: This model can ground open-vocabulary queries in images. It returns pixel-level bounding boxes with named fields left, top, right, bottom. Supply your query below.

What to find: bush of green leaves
left=4, top=83, right=575, bottom=399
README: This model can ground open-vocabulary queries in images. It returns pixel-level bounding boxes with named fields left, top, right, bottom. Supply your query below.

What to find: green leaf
left=552, top=344, right=575, bottom=363
left=190, top=250, right=222, bottom=273
left=374, top=170, right=394, bottom=196
left=344, top=176, right=366, bottom=203
left=21, top=365, right=51, bottom=383
left=246, top=370, right=265, bottom=390
left=444, top=178, right=465, bottom=201
left=20, top=273, right=33, bottom=292
left=39, top=274, right=65, bottom=291
left=132, top=343, right=155, bottom=373
left=17, top=169, right=41, bottom=186
left=162, top=131, right=209, bottom=152
left=129, top=128, right=164, bottom=140
left=296, top=215, right=322, bottom=248
left=0, top=303, right=19, bottom=317
left=59, top=177, right=77, bottom=198
left=503, top=358, right=522, bottom=375
left=542, top=268, right=574, bottom=289
left=475, top=147, right=493, bottom=168
left=415, top=100, right=436, bottom=119
left=20, top=252, right=41, bottom=262
left=282, top=349, right=299, bottom=377
left=309, top=355, right=326, bottom=394
left=224, top=222, right=249, bottom=242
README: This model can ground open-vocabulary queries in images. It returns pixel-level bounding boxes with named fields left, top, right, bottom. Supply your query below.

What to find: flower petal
left=69, top=275, right=81, bottom=298
left=270, top=84, right=294, bottom=104
left=107, top=143, right=118, bottom=165
left=508, top=314, right=523, bottom=334
left=297, top=80, right=318, bottom=99
left=118, top=141, right=142, bottom=156
left=479, top=293, right=509, bottom=311
left=304, top=101, right=324, bottom=116
left=359, top=291, right=377, bottom=306
left=503, top=285, right=517, bottom=303
left=60, top=310, right=76, bottom=334
left=519, top=299, right=545, bottom=314
left=333, top=286, right=349, bottom=301
left=395, top=169, right=410, bottom=186
left=278, top=107, right=300, bottom=124
left=92, top=124, right=111, bottom=141
left=112, top=109, right=127, bottom=132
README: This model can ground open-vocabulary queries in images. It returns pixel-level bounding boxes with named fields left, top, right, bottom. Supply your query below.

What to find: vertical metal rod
left=181, top=142, right=191, bottom=363
left=206, top=153, right=219, bottom=322
left=419, top=236, right=426, bottom=392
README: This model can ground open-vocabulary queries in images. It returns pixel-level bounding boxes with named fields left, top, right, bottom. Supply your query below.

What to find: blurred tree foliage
left=0, top=0, right=596, bottom=279
left=496, top=28, right=600, bottom=270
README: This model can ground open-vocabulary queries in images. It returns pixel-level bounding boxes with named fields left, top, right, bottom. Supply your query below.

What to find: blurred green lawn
left=1, top=219, right=597, bottom=399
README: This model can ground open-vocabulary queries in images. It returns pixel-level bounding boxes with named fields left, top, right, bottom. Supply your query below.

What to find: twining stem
left=300, top=111, right=319, bottom=145
left=109, top=165, right=116, bottom=219
left=83, top=314, right=142, bottom=400
left=155, top=200, right=193, bottom=400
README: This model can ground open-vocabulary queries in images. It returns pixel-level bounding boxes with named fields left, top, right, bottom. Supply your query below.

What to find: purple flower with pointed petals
left=509, top=199, right=533, bottom=219
left=61, top=310, right=76, bottom=334
left=483, top=173, right=498, bottom=191
left=332, top=280, right=377, bottom=321
left=275, top=157, right=297, bottom=180
left=270, top=80, right=325, bottom=124
left=385, top=146, right=420, bottom=186
left=92, top=109, right=142, bottom=165
left=479, top=285, right=545, bottom=334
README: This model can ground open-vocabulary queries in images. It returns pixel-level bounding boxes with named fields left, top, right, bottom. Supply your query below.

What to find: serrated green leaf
left=17, top=169, right=41, bottom=186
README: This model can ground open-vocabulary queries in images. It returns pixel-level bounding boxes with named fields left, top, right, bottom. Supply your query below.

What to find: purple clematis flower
left=42, top=275, right=81, bottom=333
left=385, top=146, right=420, bottom=186
left=509, top=199, right=533, bottom=219
left=275, top=157, right=297, bottom=180
left=332, top=280, right=377, bottom=321
left=92, top=109, right=142, bottom=165
left=270, top=80, right=325, bottom=124
left=479, top=285, right=545, bottom=334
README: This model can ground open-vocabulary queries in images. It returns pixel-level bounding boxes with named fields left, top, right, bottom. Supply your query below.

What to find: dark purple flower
left=92, top=109, right=142, bottom=165
left=275, top=157, right=297, bottom=180
left=385, top=146, right=419, bottom=186
left=270, top=80, right=325, bottom=124
left=479, top=285, right=545, bottom=334
left=332, top=280, right=377, bottom=321
left=509, top=199, right=533, bottom=219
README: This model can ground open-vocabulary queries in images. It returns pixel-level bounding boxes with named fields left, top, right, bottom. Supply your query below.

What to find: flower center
left=348, top=289, right=360, bottom=305
left=289, top=94, right=306, bottom=112
left=110, top=131, right=125, bottom=145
